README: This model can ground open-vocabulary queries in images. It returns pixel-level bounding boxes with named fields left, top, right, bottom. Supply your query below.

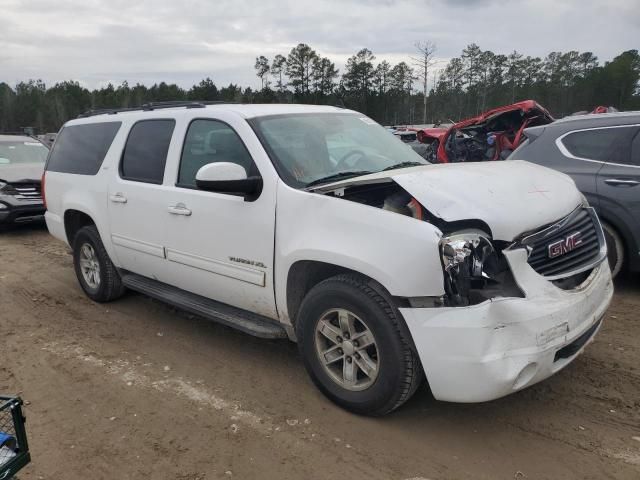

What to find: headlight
left=439, top=232, right=494, bottom=306
left=440, top=232, right=493, bottom=274
left=0, top=203, right=7, bottom=210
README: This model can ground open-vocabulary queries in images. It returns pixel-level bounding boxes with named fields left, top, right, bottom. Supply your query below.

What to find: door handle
left=110, top=193, right=128, bottom=203
left=168, top=203, right=192, bottom=216
left=605, top=178, right=639, bottom=187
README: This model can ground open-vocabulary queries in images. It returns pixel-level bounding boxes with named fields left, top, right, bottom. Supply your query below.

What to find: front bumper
left=401, top=248, right=613, bottom=403
left=0, top=201, right=45, bottom=225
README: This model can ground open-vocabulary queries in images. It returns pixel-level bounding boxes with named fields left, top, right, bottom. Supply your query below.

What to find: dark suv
left=0, top=134, right=49, bottom=227
left=511, top=112, right=640, bottom=277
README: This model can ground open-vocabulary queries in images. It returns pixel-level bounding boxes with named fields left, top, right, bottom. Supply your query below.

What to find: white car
left=43, top=102, right=613, bottom=415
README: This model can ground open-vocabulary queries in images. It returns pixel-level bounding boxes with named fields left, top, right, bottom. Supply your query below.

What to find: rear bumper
left=401, top=248, right=613, bottom=403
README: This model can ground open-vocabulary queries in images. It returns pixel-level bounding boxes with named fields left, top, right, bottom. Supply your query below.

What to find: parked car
left=44, top=102, right=612, bottom=415
left=0, top=134, right=49, bottom=227
left=510, top=111, right=640, bottom=278
left=437, top=100, right=555, bottom=163
left=392, top=129, right=418, bottom=143
left=391, top=130, right=431, bottom=160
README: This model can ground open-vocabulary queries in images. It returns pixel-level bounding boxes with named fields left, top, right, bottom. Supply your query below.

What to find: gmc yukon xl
left=43, top=102, right=613, bottom=415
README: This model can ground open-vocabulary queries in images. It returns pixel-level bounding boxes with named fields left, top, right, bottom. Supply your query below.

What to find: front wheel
left=296, top=274, right=422, bottom=416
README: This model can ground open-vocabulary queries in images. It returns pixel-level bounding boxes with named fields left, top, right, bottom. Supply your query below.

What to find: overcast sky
left=1, top=0, right=638, bottom=90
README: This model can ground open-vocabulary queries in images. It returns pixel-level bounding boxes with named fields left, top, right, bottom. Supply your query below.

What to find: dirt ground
left=0, top=226, right=638, bottom=480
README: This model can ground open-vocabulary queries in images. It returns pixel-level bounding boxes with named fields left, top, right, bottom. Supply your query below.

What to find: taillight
left=41, top=171, right=47, bottom=210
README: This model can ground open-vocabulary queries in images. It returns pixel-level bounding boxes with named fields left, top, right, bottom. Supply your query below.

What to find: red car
left=435, top=100, right=554, bottom=163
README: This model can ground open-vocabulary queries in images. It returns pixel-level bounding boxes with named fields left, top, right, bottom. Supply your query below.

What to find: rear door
left=595, top=126, right=640, bottom=253
left=107, top=119, right=176, bottom=281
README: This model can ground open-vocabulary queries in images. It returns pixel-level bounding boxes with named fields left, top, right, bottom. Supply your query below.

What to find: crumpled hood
left=0, top=163, right=45, bottom=183
left=392, top=160, right=581, bottom=240
left=313, top=160, right=582, bottom=241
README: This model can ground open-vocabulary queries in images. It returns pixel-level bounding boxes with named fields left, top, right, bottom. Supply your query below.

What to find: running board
left=121, top=273, right=287, bottom=339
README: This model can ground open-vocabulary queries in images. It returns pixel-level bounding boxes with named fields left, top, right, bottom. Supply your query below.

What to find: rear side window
left=561, top=126, right=637, bottom=164
left=46, top=122, right=121, bottom=175
left=121, top=119, right=175, bottom=184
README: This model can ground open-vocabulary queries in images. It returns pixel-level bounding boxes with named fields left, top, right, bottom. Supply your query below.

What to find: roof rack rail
left=77, top=100, right=232, bottom=118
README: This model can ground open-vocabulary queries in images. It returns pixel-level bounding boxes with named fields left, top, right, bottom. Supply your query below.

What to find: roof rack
left=77, top=100, right=232, bottom=118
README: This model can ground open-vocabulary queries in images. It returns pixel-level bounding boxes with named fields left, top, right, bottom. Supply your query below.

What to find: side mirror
left=195, top=162, right=262, bottom=200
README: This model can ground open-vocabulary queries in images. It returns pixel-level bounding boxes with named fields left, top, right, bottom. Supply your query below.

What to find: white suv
left=43, top=102, right=613, bottom=415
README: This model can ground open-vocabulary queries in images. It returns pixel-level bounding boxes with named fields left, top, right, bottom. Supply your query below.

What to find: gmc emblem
left=548, top=232, right=583, bottom=259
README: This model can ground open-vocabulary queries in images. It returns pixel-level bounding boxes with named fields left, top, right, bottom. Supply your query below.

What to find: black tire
left=296, top=274, right=422, bottom=416
left=72, top=225, right=125, bottom=302
left=602, top=222, right=625, bottom=278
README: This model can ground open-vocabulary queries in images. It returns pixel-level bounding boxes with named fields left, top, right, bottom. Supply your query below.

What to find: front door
left=163, top=117, right=278, bottom=318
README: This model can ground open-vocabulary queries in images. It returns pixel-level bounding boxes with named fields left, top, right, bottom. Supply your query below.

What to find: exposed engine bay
left=445, top=109, right=551, bottom=162
left=438, top=100, right=555, bottom=163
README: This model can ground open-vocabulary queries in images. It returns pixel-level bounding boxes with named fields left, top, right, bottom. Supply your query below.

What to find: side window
left=46, top=122, right=121, bottom=175
left=631, top=130, right=640, bottom=166
left=178, top=119, right=256, bottom=188
left=561, top=126, right=636, bottom=164
left=120, top=119, right=175, bottom=184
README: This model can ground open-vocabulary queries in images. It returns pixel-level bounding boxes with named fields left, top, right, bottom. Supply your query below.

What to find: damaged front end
left=316, top=177, right=525, bottom=307
left=439, top=232, right=522, bottom=306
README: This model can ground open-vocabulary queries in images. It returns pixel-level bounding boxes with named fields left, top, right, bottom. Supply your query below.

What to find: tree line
left=0, top=43, right=638, bottom=133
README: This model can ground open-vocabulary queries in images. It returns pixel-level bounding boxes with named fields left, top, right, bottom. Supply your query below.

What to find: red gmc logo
left=548, top=232, right=583, bottom=259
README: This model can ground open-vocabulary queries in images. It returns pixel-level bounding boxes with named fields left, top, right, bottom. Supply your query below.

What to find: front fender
left=275, top=182, right=445, bottom=324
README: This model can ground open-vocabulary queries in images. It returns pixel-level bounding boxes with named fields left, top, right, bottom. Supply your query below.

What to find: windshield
left=250, top=113, right=428, bottom=187
left=0, top=141, right=49, bottom=165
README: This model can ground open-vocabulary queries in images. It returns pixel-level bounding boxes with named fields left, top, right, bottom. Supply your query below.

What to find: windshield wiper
left=305, top=170, right=373, bottom=188
left=382, top=161, right=426, bottom=171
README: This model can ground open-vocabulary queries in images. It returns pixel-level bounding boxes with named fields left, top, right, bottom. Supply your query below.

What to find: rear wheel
left=296, top=274, right=422, bottom=416
left=602, top=222, right=625, bottom=278
left=72, top=225, right=126, bottom=302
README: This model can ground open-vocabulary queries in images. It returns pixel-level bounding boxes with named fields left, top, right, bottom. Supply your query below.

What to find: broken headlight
left=440, top=232, right=495, bottom=306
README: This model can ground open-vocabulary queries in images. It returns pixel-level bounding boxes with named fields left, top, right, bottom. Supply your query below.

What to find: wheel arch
left=64, top=209, right=96, bottom=246
left=286, top=260, right=357, bottom=329
left=284, top=260, right=413, bottom=337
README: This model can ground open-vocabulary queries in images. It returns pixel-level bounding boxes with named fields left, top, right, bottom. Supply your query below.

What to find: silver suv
left=512, top=112, right=640, bottom=277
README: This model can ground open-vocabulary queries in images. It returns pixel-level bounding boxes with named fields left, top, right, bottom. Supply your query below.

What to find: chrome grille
left=4, top=183, right=42, bottom=201
left=520, top=207, right=606, bottom=280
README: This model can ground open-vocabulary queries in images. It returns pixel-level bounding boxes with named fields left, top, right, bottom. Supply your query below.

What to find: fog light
left=512, top=362, right=539, bottom=390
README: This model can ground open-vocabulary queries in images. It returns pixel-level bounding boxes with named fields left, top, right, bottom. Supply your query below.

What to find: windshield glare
left=251, top=113, right=428, bottom=187
left=0, top=141, right=49, bottom=165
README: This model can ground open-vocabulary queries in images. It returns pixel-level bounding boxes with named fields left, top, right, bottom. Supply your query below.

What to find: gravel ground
left=1, top=226, right=639, bottom=480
